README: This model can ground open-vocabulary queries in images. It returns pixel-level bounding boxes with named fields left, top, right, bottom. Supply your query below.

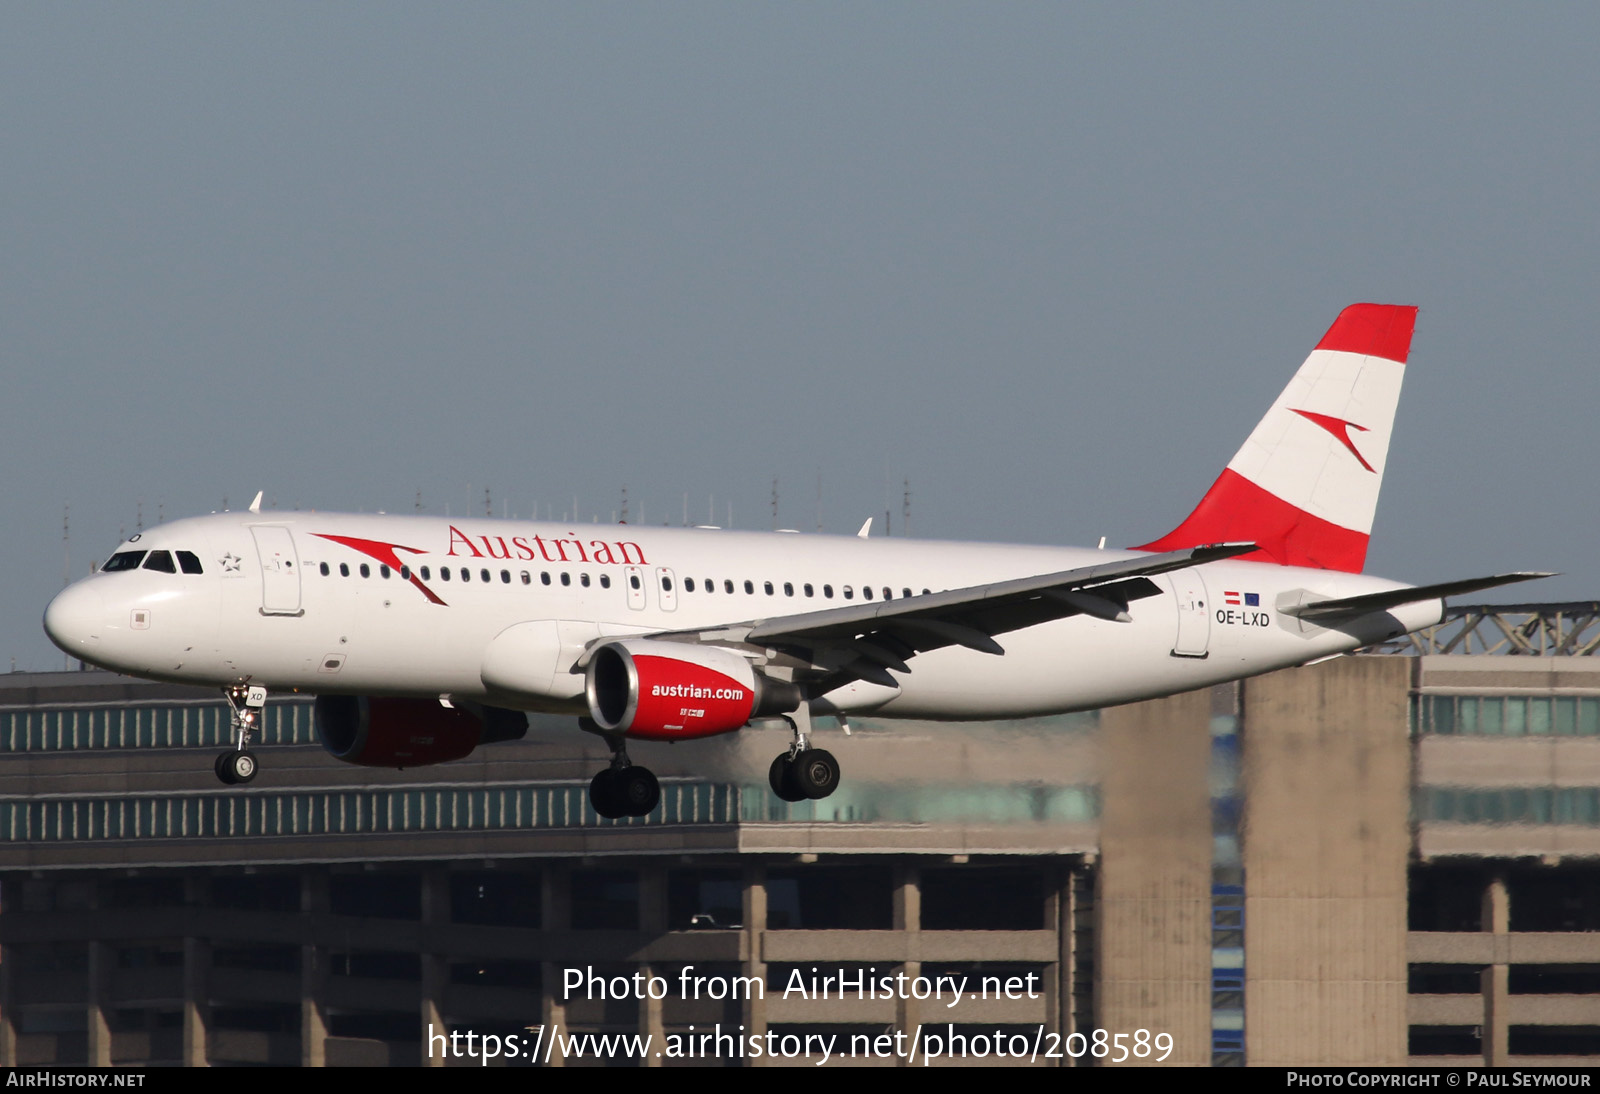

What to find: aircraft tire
left=768, top=754, right=807, bottom=803
left=589, top=769, right=624, bottom=819
left=214, top=751, right=237, bottom=786
left=792, top=749, right=840, bottom=800
left=616, top=766, right=660, bottom=817
left=229, top=751, right=259, bottom=784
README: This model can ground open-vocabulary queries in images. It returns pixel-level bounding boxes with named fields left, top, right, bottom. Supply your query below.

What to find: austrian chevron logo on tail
left=1289, top=409, right=1375, bottom=473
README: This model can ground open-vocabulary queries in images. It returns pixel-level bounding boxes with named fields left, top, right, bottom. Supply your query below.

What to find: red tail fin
left=1134, top=303, right=1417, bottom=571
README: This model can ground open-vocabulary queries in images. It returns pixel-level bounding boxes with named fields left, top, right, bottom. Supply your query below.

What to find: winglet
left=248, top=491, right=263, bottom=514
left=857, top=518, right=872, bottom=539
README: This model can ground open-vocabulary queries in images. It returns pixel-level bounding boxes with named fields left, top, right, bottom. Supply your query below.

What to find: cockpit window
left=102, top=551, right=146, bottom=572
left=142, top=551, right=177, bottom=573
left=177, top=551, right=204, bottom=574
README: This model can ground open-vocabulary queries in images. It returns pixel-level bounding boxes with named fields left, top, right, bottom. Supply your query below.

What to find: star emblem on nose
left=220, top=552, right=242, bottom=572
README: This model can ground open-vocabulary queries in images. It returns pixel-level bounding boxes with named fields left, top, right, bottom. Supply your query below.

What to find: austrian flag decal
left=1223, top=591, right=1259, bottom=607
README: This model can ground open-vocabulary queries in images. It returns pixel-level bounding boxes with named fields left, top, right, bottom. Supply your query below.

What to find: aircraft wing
left=631, top=543, right=1257, bottom=690
left=1284, top=572, right=1556, bottom=622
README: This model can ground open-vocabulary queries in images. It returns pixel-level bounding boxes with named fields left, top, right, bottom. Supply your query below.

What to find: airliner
left=42, top=304, right=1545, bottom=818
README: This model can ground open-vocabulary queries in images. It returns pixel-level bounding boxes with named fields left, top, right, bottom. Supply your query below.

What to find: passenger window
left=340, top=563, right=350, bottom=578
left=763, top=581, right=773, bottom=595
left=380, top=565, right=391, bottom=579
left=401, top=566, right=411, bottom=580
left=600, top=574, right=611, bottom=589
left=724, top=580, right=734, bottom=594
left=102, top=551, right=146, bottom=572
left=882, top=587, right=891, bottom=600
left=685, top=577, right=696, bottom=592
left=561, top=573, right=571, bottom=586
left=542, top=572, right=552, bottom=585
left=863, top=586, right=873, bottom=600
left=581, top=573, right=591, bottom=587
left=500, top=569, right=510, bottom=584
left=319, top=562, right=330, bottom=577
left=460, top=568, right=470, bottom=582
left=922, top=588, right=931, bottom=595
left=359, top=563, right=370, bottom=578
left=663, top=576, right=674, bottom=592
left=480, top=568, right=490, bottom=583
left=804, top=583, right=814, bottom=597
left=744, top=580, right=754, bottom=595
left=903, top=588, right=912, bottom=599
left=824, top=584, right=834, bottom=598
left=844, top=585, right=854, bottom=600
left=629, top=574, right=640, bottom=590
left=177, top=551, right=204, bottom=574
left=142, top=551, right=177, bottom=573
left=520, top=571, right=530, bottom=585
left=439, top=567, right=450, bottom=582
left=784, top=582, right=794, bottom=596
left=420, top=566, right=430, bottom=580
left=704, top=578, right=714, bottom=593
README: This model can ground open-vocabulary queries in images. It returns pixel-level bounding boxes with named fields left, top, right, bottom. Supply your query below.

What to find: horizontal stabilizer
left=1286, top=572, right=1556, bottom=621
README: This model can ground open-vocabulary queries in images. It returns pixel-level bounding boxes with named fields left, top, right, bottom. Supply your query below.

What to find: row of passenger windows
left=670, top=577, right=932, bottom=602
left=316, top=562, right=614, bottom=589
left=313, top=560, right=932, bottom=602
left=101, top=550, right=204, bottom=575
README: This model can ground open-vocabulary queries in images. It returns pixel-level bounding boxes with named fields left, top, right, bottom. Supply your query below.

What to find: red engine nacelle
left=314, top=695, right=528, bottom=768
left=585, top=640, right=800, bottom=741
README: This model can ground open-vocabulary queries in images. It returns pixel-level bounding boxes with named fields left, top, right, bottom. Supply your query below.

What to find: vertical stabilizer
left=1134, top=303, right=1417, bottom=572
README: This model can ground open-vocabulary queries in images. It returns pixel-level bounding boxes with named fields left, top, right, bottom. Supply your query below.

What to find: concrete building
left=1, top=602, right=1597, bottom=1066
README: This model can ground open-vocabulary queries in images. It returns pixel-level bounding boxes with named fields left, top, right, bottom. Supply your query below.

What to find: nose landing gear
left=581, top=719, right=661, bottom=819
left=215, top=683, right=264, bottom=785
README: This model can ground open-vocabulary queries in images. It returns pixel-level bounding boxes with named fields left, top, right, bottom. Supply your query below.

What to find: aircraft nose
left=43, top=583, right=105, bottom=656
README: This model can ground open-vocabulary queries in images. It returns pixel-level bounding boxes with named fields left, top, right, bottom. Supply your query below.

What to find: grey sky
left=4, top=6, right=1597, bottom=669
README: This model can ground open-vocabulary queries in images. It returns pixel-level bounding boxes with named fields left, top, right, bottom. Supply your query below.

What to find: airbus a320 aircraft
left=43, top=304, right=1545, bottom=817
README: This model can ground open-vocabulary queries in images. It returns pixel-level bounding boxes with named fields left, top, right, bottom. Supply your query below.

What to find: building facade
left=0, top=604, right=1597, bottom=1066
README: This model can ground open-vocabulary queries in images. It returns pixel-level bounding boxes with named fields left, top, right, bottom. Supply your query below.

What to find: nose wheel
left=216, top=683, right=266, bottom=786
left=215, top=749, right=258, bottom=785
left=589, top=764, right=660, bottom=819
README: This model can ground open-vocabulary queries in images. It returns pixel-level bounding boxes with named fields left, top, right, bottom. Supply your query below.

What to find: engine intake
left=314, top=695, right=527, bottom=768
left=585, top=640, right=800, bottom=740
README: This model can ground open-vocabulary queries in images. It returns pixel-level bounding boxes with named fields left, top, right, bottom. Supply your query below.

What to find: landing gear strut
left=581, top=720, right=660, bottom=819
left=769, top=704, right=840, bottom=802
left=216, top=683, right=264, bottom=785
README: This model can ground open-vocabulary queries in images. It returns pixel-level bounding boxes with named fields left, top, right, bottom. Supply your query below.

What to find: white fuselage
left=43, top=511, right=1441, bottom=722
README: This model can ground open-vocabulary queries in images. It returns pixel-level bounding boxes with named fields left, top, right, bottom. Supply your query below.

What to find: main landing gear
left=582, top=722, right=661, bottom=820
left=768, top=706, right=840, bottom=803
left=216, top=683, right=264, bottom=785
